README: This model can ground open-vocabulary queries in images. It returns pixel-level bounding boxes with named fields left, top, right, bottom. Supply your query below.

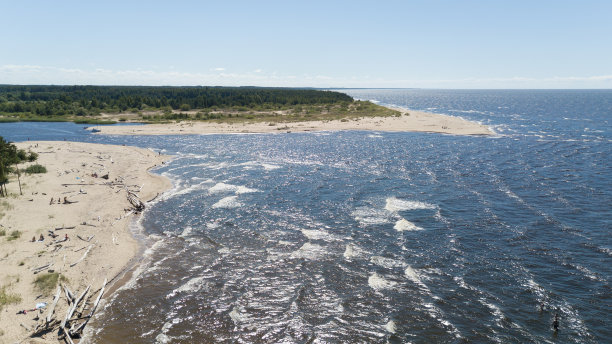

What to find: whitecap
left=261, top=163, right=281, bottom=170
left=290, top=242, right=327, bottom=260
left=178, top=226, right=194, bottom=237
left=352, top=207, right=391, bottom=226
left=301, top=229, right=334, bottom=241
left=385, top=197, right=436, bottom=212
left=394, top=218, right=423, bottom=231
left=368, top=272, right=397, bottom=290
left=212, top=196, right=243, bottom=209
left=209, top=182, right=259, bottom=195
left=209, top=182, right=239, bottom=194
left=229, top=306, right=247, bottom=324
left=404, top=266, right=421, bottom=284
left=343, top=243, right=367, bottom=260
left=385, top=320, right=397, bottom=333
left=370, top=256, right=406, bottom=269
left=167, top=276, right=206, bottom=298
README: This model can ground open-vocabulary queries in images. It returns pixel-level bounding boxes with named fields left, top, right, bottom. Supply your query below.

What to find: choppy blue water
left=1, top=90, right=610, bottom=343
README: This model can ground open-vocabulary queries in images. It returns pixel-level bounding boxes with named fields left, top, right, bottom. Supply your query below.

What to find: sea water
left=1, top=89, right=610, bottom=343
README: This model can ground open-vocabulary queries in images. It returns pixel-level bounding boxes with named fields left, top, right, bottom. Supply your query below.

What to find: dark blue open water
left=1, top=90, right=610, bottom=343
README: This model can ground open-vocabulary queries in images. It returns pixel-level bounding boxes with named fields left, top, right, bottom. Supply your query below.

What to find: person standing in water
left=553, top=312, right=559, bottom=332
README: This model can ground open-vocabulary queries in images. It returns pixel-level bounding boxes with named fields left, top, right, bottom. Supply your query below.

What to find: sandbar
left=93, top=108, right=494, bottom=136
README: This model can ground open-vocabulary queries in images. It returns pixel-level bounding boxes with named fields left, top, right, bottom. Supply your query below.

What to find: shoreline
left=91, top=107, right=494, bottom=136
left=0, top=141, right=171, bottom=343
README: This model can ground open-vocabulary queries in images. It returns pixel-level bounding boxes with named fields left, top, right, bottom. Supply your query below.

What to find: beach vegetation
left=24, top=164, right=47, bottom=174
left=6, top=230, right=21, bottom=241
left=0, top=286, right=22, bottom=310
left=0, top=229, right=5, bottom=236
left=33, top=272, right=67, bottom=295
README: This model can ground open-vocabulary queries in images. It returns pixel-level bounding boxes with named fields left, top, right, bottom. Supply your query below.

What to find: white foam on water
left=352, top=207, right=391, bottom=226
left=370, top=256, right=406, bottom=269
left=209, top=182, right=259, bottom=195
left=385, top=197, right=436, bottom=212
left=170, top=180, right=215, bottom=198
left=290, top=242, right=327, bottom=260
left=167, top=276, right=206, bottom=298
left=235, top=185, right=259, bottom=194
left=212, top=196, right=243, bottom=209
left=301, top=229, right=335, bottom=241
left=368, top=134, right=383, bottom=138
left=209, top=182, right=239, bottom=194
left=404, top=266, right=421, bottom=284
left=394, top=218, right=423, bottom=231
left=261, top=163, right=281, bottom=170
left=343, top=243, right=367, bottom=260
left=178, top=226, right=193, bottom=238
left=368, top=272, right=398, bottom=290
left=229, top=306, right=248, bottom=324
left=385, top=320, right=397, bottom=333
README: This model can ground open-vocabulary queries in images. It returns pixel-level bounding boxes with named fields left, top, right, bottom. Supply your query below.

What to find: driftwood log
left=127, top=190, right=145, bottom=212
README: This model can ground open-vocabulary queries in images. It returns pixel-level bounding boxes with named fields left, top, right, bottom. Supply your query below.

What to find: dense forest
left=0, top=85, right=353, bottom=119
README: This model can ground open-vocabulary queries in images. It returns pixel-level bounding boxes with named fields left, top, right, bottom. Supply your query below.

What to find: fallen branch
left=70, top=245, right=93, bottom=267
left=45, top=285, right=62, bottom=325
left=55, top=226, right=76, bottom=230
left=32, top=263, right=53, bottom=274
left=76, top=234, right=94, bottom=242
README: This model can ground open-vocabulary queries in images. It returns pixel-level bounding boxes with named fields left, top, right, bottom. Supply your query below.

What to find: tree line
left=0, top=85, right=353, bottom=117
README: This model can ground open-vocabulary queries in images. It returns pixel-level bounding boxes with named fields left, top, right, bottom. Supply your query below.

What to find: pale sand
left=0, top=141, right=170, bottom=343
left=93, top=108, right=494, bottom=136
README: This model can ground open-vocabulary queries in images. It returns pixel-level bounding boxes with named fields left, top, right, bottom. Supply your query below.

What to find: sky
left=1, top=0, right=611, bottom=88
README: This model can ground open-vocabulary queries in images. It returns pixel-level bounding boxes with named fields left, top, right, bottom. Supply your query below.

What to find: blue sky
left=1, top=0, right=611, bottom=88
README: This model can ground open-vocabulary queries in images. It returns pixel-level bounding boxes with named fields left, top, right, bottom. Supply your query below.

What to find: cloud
left=0, top=64, right=610, bottom=88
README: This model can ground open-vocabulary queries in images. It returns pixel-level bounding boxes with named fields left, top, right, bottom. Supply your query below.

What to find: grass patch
left=7, top=230, right=21, bottom=241
left=33, top=273, right=67, bottom=295
left=24, top=164, right=47, bottom=174
left=0, top=229, right=5, bottom=236
left=0, top=287, right=22, bottom=310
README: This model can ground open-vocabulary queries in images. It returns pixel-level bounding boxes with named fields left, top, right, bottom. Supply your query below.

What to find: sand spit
left=0, top=141, right=170, bottom=343
left=94, top=108, right=493, bottom=136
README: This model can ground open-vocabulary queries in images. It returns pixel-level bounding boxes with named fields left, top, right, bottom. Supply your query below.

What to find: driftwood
left=146, top=192, right=161, bottom=203
left=32, top=263, right=53, bottom=274
left=70, top=245, right=93, bottom=267
left=69, top=278, right=107, bottom=337
left=127, top=190, right=145, bottom=211
left=45, top=286, right=62, bottom=325
left=55, top=226, right=76, bottom=230
left=63, top=284, right=75, bottom=305
left=77, top=234, right=94, bottom=242
left=61, top=285, right=90, bottom=329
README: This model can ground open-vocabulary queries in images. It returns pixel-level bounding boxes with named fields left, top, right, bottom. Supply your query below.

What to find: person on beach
left=39, top=234, right=44, bottom=241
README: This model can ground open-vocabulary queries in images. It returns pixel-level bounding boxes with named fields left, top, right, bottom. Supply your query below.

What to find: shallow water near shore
left=2, top=89, right=610, bottom=343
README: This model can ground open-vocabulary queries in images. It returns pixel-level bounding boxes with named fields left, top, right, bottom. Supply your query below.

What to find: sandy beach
left=93, top=108, right=494, bottom=136
left=0, top=141, right=170, bottom=343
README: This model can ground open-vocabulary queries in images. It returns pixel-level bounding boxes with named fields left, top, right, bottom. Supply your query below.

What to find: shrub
left=24, top=164, right=46, bottom=174
left=27, top=151, right=38, bottom=162
left=33, top=273, right=67, bottom=295
left=7, top=230, right=21, bottom=241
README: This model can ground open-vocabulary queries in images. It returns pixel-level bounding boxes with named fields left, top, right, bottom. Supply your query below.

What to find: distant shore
left=91, top=107, right=494, bottom=136
left=0, top=141, right=170, bottom=343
